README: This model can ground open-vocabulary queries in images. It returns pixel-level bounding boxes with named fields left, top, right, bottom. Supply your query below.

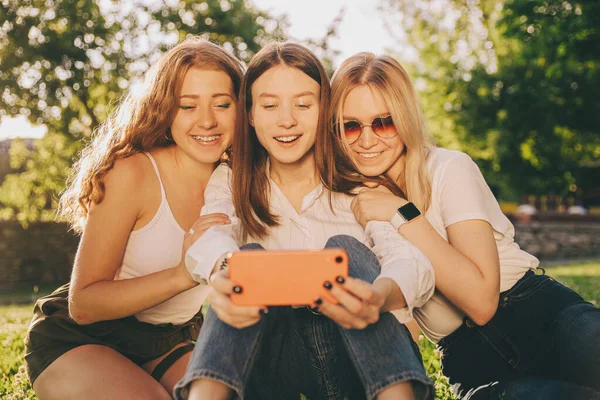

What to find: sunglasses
left=337, top=115, right=398, bottom=144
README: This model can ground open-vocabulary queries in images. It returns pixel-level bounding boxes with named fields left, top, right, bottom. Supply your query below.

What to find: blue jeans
left=174, top=235, right=433, bottom=400
left=439, top=269, right=600, bottom=399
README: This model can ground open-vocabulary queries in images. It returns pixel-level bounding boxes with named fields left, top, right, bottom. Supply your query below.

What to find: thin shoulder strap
left=143, top=152, right=166, bottom=198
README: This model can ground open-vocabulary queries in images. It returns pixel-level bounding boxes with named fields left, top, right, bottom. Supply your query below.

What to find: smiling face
left=249, top=65, right=320, bottom=168
left=170, top=68, right=236, bottom=165
left=341, top=84, right=406, bottom=178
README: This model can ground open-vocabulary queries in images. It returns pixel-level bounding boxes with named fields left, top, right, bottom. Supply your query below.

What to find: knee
left=324, top=234, right=363, bottom=250
left=325, top=235, right=379, bottom=282
left=240, top=243, right=265, bottom=251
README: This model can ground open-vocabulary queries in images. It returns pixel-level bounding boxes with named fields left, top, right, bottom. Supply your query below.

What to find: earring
left=220, top=147, right=231, bottom=163
left=165, top=128, right=173, bottom=141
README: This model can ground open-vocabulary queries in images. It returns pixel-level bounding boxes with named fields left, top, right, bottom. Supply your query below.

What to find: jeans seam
left=506, top=276, right=552, bottom=303
left=337, top=329, right=368, bottom=397
left=291, top=313, right=323, bottom=372
left=311, top=316, right=338, bottom=398
left=337, top=327, right=432, bottom=400
left=477, top=322, right=521, bottom=369
left=239, top=317, right=269, bottom=391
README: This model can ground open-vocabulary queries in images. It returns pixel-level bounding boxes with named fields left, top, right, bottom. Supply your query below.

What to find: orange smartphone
left=227, top=249, right=348, bottom=306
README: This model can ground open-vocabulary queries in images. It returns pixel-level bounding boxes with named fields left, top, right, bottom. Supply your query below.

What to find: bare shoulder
left=103, top=154, right=146, bottom=189
left=95, top=153, right=157, bottom=211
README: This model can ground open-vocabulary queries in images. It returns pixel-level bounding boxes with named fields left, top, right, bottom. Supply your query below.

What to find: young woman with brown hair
left=24, top=37, right=243, bottom=400
left=176, top=42, right=435, bottom=400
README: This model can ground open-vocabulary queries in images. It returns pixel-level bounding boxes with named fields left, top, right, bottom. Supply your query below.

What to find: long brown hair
left=232, top=42, right=330, bottom=239
left=327, top=53, right=434, bottom=212
left=59, top=37, right=244, bottom=231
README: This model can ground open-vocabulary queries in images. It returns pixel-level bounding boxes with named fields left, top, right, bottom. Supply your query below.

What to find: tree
left=0, top=0, right=287, bottom=224
left=379, top=0, right=502, bottom=149
left=379, top=0, right=600, bottom=200
left=303, top=9, right=344, bottom=76
left=457, top=0, right=600, bottom=199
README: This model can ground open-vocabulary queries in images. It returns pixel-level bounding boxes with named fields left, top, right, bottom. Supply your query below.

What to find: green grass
left=0, top=284, right=56, bottom=306
left=545, top=262, right=600, bottom=307
left=0, top=305, right=37, bottom=400
left=2, top=262, right=599, bottom=399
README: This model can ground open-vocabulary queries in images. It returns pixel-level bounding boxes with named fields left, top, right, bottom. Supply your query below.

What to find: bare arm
left=68, top=156, right=226, bottom=325
left=376, top=278, right=406, bottom=312
left=351, top=153, right=502, bottom=326
left=397, top=217, right=500, bottom=325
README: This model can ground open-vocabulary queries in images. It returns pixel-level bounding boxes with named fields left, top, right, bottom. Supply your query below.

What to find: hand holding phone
left=208, top=268, right=264, bottom=329
left=227, top=249, right=348, bottom=306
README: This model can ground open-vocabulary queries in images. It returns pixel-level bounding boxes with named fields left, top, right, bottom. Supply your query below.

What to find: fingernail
left=315, top=298, right=323, bottom=305
left=232, top=286, right=243, bottom=294
left=259, top=308, right=268, bottom=316
left=336, top=276, right=345, bottom=284
left=323, top=281, right=333, bottom=290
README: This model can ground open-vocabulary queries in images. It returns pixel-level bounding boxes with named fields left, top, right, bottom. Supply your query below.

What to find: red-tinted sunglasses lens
left=371, top=115, right=397, bottom=138
left=343, top=121, right=362, bottom=142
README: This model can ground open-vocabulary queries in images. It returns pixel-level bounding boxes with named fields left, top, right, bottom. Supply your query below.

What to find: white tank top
left=115, top=152, right=210, bottom=325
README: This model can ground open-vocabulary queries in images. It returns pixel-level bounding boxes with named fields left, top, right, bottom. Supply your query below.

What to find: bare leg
left=376, top=381, right=416, bottom=400
left=187, top=379, right=234, bottom=400
left=33, top=344, right=170, bottom=400
left=142, top=341, right=195, bottom=394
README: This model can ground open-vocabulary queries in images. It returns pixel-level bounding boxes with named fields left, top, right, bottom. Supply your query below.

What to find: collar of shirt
left=265, top=158, right=325, bottom=222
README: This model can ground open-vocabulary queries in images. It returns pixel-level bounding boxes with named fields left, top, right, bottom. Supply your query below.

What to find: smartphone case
left=228, top=248, right=348, bottom=306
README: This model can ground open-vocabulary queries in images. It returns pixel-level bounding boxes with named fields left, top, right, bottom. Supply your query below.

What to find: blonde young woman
left=24, top=38, right=243, bottom=400
left=327, top=53, right=600, bottom=399
left=175, top=42, right=435, bottom=400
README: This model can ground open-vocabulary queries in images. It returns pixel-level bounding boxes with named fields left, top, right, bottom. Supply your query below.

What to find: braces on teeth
left=194, top=135, right=220, bottom=142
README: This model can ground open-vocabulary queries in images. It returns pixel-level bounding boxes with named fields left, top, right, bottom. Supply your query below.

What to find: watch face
left=399, top=202, right=421, bottom=220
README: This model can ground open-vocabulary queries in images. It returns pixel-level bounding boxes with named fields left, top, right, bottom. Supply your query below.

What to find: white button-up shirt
left=186, top=163, right=435, bottom=321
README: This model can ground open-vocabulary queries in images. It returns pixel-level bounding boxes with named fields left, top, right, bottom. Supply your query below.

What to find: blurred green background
left=0, top=2, right=598, bottom=398
left=0, top=0, right=598, bottom=226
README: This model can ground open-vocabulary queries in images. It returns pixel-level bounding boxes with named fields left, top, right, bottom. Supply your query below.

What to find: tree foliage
left=380, top=0, right=599, bottom=200
left=0, top=0, right=287, bottom=223
left=459, top=0, right=600, bottom=198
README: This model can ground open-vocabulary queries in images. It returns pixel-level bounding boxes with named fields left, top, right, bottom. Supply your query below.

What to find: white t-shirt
left=413, top=148, right=539, bottom=342
left=186, top=163, right=435, bottom=322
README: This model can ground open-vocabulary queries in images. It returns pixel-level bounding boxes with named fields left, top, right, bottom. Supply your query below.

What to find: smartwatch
left=390, top=202, right=421, bottom=230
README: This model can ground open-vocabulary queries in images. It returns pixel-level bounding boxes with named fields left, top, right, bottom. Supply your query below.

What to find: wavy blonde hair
left=59, top=37, right=244, bottom=231
left=328, top=52, right=434, bottom=212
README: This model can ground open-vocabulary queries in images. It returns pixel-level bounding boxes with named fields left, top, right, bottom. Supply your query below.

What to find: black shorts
left=24, top=283, right=202, bottom=384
